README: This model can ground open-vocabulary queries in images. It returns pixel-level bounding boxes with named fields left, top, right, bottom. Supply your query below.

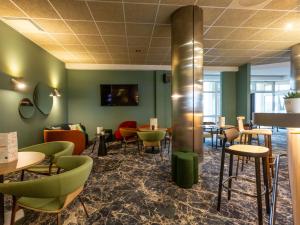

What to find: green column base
left=171, top=151, right=199, bottom=188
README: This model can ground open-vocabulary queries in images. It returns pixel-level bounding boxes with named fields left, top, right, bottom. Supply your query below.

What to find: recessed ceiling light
left=284, top=22, right=294, bottom=31
left=2, top=18, right=44, bottom=33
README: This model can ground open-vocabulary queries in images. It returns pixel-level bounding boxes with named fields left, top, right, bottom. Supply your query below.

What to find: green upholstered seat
left=0, top=156, right=93, bottom=224
left=137, top=131, right=166, bottom=159
left=137, top=131, right=166, bottom=144
left=19, top=141, right=74, bottom=175
left=172, top=151, right=198, bottom=188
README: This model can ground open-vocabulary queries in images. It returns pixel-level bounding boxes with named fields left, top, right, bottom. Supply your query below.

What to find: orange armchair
left=44, top=130, right=86, bottom=155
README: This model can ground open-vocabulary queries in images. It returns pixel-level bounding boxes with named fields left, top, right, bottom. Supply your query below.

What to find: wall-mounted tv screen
left=100, top=84, right=139, bottom=106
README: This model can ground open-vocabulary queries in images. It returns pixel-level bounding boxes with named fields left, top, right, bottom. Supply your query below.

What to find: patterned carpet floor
left=6, top=129, right=293, bottom=225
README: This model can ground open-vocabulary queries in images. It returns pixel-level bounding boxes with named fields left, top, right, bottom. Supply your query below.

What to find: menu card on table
left=0, top=132, right=18, bottom=163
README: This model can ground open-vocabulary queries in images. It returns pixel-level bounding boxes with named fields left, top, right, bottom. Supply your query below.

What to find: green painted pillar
left=236, top=64, right=251, bottom=122
left=221, top=71, right=237, bottom=125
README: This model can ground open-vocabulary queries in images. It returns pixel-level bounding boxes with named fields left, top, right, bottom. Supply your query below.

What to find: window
left=251, top=81, right=290, bottom=113
left=203, top=79, right=220, bottom=123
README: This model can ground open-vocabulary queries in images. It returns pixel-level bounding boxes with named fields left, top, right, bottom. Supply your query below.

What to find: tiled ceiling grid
left=0, top=0, right=299, bottom=66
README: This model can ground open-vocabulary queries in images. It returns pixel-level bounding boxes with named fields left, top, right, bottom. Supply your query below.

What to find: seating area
left=0, top=1, right=299, bottom=225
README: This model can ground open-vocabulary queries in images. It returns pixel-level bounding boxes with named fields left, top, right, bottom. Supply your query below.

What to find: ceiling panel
left=242, top=11, right=286, bottom=28
left=88, top=1, right=123, bottom=22
left=226, top=28, right=258, bottom=40
left=153, top=24, right=171, bottom=37
left=161, top=0, right=195, bottom=5
left=34, top=19, right=71, bottom=34
left=204, top=27, right=234, bottom=39
left=66, top=21, right=98, bottom=35
left=127, top=37, right=150, bottom=46
left=77, top=35, right=104, bottom=46
left=49, top=0, right=92, bottom=20
left=1, top=0, right=298, bottom=66
left=203, top=7, right=225, bottom=26
left=124, top=3, right=157, bottom=23
left=103, top=36, right=127, bottom=46
left=14, top=0, right=59, bottom=19
left=97, top=22, right=126, bottom=36
left=263, top=0, right=298, bottom=10
left=0, top=1, right=25, bottom=17
left=126, top=23, right=154, bottom=36
left=197, top=0, right=233, bottom=7
left=85, top=45, right=107, bottom=54
left=213, top=9, right=256, bottom=27
left=156, top=5, right=180, bottom=24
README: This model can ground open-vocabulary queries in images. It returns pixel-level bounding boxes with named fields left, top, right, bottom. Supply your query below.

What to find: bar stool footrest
left=222, top=176, right=267, bottom=198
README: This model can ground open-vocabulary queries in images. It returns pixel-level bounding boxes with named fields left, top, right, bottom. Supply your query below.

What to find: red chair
left=114, top=121, right=137, bottom=141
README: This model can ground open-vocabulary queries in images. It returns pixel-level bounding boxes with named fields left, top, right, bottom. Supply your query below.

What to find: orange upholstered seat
left=44, top=130, right=86, bottom=155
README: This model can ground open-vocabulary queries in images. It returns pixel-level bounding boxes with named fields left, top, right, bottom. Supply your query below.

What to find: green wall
left=67, top=70, right=171, bottom=137
left=221, top=71, right=237, bottom=125
left=0, top=21, right=67, bottom=147
left=221, top=64, right=251, bottom=124
left=155, top=71, right=172, bottom=128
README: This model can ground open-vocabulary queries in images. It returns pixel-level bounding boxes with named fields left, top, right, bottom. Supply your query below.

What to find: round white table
left=0, top=152, right=45, bottom=225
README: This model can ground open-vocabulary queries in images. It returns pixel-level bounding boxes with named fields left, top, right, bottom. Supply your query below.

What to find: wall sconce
left=50, top=88, right=61, bottom=97
left=11, top=78, right=27, bottom=90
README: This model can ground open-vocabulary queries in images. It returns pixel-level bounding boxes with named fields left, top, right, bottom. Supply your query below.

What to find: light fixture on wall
left=11, top=78, right=27, bottom=90
left=49, top=88, right=61, bottom=97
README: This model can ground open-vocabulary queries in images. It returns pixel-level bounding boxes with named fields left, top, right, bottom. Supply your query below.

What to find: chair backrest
left=137, top=131, right=166, bottom=142
left=19, top=141, right=74, bottom=163
left=167, top=128, right=172, bottom=136
left=120, top=128, right=137, bottom=138
left=0, top=156, right=93, bottom=198
left=118, top=121, right=137, bottom=129
left=223, top=128, right=240, bottom=143
left=237, top=116, right=245, bottom=131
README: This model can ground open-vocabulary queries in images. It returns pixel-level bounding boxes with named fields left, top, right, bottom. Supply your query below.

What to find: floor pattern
left=6, top=130, right=293, bottom=225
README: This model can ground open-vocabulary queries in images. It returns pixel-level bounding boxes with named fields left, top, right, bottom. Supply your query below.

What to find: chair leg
left=160, top=146, right=163, bottom=161
left=241, top=157, right=245, bottom=171
left=91, top=139, right=96, bottom=153
left=49, top=163, right=53, bottom=175
left=228, top=154, right=233, bottom=200
left=235, top=156, right=240, bottom=179
left=255, top=157, right=263, bottom=225
left=141, top=146, right=144, bottom=159
left=57, top=213, right=61, bottom=225
left=79, top=196, right=89, bottom=218
left=10, top=196, right=18, bottom=225
left=262, top=157, right=270, bottom=215
left=217, top=148, right=226, bottom=211
left=124, top=141, right=127, bottom=154
left=20, top=170, right=25, bottom=181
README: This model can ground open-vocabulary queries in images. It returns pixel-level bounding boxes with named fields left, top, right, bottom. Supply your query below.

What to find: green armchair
left=19, top=141, right=74, bottom=177
left=137, top=131, right=166, bottom=160
left=0, top=155, right=93, bottom=225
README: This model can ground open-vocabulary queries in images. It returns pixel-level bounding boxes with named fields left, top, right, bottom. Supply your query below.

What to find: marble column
left=171, top=5, right=203, bottom=156
left=291, top=44, right=300, bottom=91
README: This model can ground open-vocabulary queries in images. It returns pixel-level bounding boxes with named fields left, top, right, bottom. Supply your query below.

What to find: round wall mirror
left=19, top=98, right=35, bottom=119
left=33, top=82, right=53, bottom=116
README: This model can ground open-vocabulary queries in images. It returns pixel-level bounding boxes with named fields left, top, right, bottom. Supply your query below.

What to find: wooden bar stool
left=238, top=129, right=273, bottom=187
left=217, top=129, right=270, bottom=225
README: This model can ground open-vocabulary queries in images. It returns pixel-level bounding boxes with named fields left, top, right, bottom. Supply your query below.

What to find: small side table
left=92, top=133, right=109, bottom=156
